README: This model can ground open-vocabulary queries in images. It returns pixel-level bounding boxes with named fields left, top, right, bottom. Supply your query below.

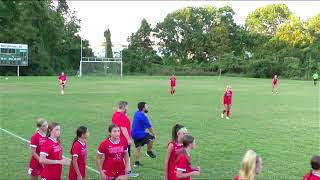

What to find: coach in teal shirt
left=131, top=102, right=156, bottom=167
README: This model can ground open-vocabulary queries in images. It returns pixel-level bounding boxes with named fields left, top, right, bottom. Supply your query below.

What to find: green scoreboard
left=0, top=43, right=28, bottom=66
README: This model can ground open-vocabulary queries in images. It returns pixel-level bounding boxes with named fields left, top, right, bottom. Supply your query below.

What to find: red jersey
left=29, top=132, right=47, bottom=175
left=97, top=138, right=128, bottom=177
left=223, top=90, right=232, bottom=105
left=59, top=75, right=66, bottom=82
left=174, top=152, right=193, bottom=180
left=111, top=112, right=131, bottom=141
left=303, top=172, right=320, bottom=180
left=234, top=176, right=239, bottom=180
left=170, top=77, right=176, bottom=87
left=68, top=140, right=87, bottom=180
left=272, top=77, right=278, bottom=85
left=167, top=141, right=183, bottom=180
left=40, top=138, right=63, bottom=180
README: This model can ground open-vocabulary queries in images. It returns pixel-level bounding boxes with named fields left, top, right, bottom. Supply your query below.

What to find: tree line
left=1, top=2, right=319, bottom=79
left=0, top=0, right=93, bottom=75
left=124, top=4, right=320, bottom=79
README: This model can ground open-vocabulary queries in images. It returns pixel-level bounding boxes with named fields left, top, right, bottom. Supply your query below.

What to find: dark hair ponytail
left=171, top=124, right=184, bottom=141
left=70, top=126, right=87, bottom=154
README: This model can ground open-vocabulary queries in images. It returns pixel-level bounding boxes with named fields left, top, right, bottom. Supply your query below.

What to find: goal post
left=79, top=57, right=123, bottom=77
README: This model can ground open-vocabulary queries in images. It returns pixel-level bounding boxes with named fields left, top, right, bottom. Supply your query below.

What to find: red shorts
left=28, top=165, right=43, bottom=176
left=103, top=169, right=125, bottom=180
left=170, top=84, right=176, bottom=87
left=224, top=102, right=231, bottom=105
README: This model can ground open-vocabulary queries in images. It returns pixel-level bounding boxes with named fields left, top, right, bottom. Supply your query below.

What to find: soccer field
left=0, top=76, right=319, bottom=180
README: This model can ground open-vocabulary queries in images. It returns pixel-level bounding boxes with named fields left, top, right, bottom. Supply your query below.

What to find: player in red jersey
left=272, top=75, right=278, bottom=94
left=170, top=75, right=177, bottom=96
left=234, top=150, right=262, bottom=180
left=221, top=85, right=233, bottom=120
left=39, top=122, right=70, bottom=180
left=174, top=135, right=200, bottom=180
left=68, top=126, right=89, bottom=180
left=112, top=101, right=132, bottom=155
left=96, top=124, right=131, bottom=180
left=164, top=124, right=188, bottom=180
left=111, top=101, right=139, bottom=178
left=28, top=118, right=48, bottom=180
left=58, top=72, right=67, bottom=95
left=303, top=155, right=320, bottom=180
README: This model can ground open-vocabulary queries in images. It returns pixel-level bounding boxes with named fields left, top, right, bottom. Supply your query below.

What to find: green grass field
left=0, top=76, right=319, bottom=180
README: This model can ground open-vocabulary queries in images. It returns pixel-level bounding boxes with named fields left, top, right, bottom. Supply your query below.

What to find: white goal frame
left=79, top=57, right=123, bottom=77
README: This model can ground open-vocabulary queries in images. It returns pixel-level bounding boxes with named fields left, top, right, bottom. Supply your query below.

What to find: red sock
left=170, top=90, right=173, bottom=95
left=222, top=110, right=226, bottom=114
left=227, top=110, right=230, bottom=117
left=173, top=90, right=175, bottom=94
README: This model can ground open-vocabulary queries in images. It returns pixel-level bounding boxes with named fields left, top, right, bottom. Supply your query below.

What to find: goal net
left=79, top=57, right=122, bottom=77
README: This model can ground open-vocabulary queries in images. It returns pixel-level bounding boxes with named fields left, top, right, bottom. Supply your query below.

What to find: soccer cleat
left=127, top=171, right=139, bottom=177
left=226, top=117, right=230, bottom=120
left=146, top=151, right=156, bottom=158
left=221, top=113, right=224, bottom=118
left=61, top=90, right=64, bottom=95
left=133, top=161, right=143, bottom=168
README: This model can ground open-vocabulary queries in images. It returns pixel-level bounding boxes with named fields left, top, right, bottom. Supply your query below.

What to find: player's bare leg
left=226, top=105, right=231, bottom=120
left=30, top=176, right=38, bottom=180
left=147, top=140, right=153, bottom=152
left=116, top=175, right=128, bottom=180
left=221, top=104, right=227, bottom=118
left=134, top=146, right=141, bottom=167
left=272, top=85, right=275, bottom=94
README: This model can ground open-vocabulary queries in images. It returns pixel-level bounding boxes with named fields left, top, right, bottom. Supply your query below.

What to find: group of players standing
left=27, top=102, right=320, bottom=180
left=27, top=101, right=200, bottom=180
left=26, top=72, right=318, bottom=180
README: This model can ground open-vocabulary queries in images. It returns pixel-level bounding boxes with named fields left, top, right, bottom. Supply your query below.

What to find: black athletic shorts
left=133, top=133, right=155, bottom=148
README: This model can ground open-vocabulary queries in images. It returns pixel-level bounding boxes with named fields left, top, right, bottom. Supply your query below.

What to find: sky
left=67, top=1, right=320, bottom=55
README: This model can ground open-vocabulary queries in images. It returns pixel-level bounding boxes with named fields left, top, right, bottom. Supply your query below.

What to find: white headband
left=178, top=127, right=188, bottom=133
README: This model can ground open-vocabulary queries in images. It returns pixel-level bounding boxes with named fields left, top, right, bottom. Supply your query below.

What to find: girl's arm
left=30, top=147, right=40, bottom=161
left=124, top=151, right=131, bottom=174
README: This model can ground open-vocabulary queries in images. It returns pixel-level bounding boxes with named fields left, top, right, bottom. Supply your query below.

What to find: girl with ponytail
left=28, top=118, right=48, bottom=180
left=164, top=124, right=188, bottom=180
left=39, top=122, right=70, bottom=180
left=68, top=126, right=89, bottom=180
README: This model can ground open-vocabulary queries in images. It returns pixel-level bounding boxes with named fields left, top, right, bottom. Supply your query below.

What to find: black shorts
left=133, top=133, right=154, bottom=148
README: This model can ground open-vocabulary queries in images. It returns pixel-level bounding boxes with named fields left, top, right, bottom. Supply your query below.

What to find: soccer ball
left=5, top=77, right=8, bottom=80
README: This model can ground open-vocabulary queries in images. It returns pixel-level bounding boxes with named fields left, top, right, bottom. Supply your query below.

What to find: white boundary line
left=0, top=127, right=100, bottom=174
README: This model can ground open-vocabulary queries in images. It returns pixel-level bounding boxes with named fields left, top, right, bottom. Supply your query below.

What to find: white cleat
left=61, top=90, right=64, bottom=95
left=221, top=113, right=224, bottom=118
left=226, top=117, right=230, bottom=120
